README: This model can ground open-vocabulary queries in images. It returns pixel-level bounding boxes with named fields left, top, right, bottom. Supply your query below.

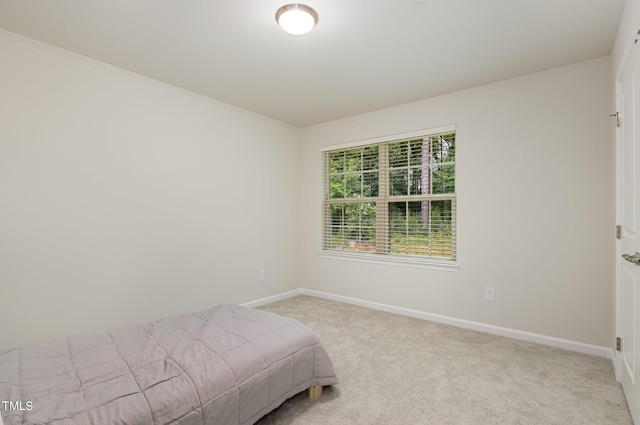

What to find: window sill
left=319, top=251, right=459, bottom=272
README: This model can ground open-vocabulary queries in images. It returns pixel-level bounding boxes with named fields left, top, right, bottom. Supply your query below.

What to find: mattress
left=0, top=304, right=338, bottom=425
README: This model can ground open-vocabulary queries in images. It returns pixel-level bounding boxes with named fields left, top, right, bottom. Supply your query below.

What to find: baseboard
left=298, top=288, right=614, bottom=359
left=239, top=289, right=302, bottom=308
left=241, top=288, right=613, bottom=359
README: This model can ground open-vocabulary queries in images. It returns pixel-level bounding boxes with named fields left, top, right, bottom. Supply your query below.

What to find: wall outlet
left=258, top=269, right=265, bottom=281
left=484, top=286, right=495, bottom=301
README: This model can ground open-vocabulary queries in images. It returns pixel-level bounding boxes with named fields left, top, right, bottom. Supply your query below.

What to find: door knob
left=622, top=252, right=640, bottom=266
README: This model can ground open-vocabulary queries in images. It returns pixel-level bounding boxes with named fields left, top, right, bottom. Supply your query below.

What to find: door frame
left=614, top=30, right=638, bottom=384
left=614, top=52, right=624, bottom=383
left=615, top=78, right=621, bottom=382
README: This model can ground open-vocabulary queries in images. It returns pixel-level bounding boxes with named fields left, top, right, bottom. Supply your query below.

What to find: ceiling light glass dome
left=276, top=4, right=318, bottom=35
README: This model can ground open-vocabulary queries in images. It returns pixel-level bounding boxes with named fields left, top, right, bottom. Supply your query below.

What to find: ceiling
left=0, top=0, right=626, bottom=127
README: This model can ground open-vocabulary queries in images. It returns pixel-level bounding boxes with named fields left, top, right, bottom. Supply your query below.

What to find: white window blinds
left=322, top=128, right=456, bottom=263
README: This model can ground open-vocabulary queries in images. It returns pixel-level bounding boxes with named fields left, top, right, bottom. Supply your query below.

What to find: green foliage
left=389, top=200, right=453, bottom=258
left=326, top=133, right=455, bottom=259
left=330, top=203, right=376, bottom=251
left=389, top=134, right=455, bottom=196
left=329, top=146, right=379, bottom=199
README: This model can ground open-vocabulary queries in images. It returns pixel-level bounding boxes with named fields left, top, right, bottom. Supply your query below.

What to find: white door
left=618, top=33, right=640, bottom=425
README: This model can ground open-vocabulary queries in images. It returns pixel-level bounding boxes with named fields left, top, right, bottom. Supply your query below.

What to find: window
left=322, top=126, right=456, bottom=265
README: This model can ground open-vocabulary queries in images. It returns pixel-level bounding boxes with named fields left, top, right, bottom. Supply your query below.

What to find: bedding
left=0, top=304, right=338, bottom=425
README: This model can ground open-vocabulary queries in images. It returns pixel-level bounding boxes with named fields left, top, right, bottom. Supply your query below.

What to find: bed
left=0, top=303, right=338, bottom=425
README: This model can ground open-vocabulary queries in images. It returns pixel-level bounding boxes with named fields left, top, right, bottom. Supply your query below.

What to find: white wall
left=0, top=26, right=616, bottom=351
left=299, top=57, right=614, bottom=347
left=0, top=29, right=300, bottom=349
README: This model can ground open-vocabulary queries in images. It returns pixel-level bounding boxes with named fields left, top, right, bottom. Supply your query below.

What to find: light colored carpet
left=255, top=295, right=632, bottom=425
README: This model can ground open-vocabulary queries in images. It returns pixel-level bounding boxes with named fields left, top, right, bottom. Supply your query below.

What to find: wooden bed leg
left=308, top=385, right=322, bottom=400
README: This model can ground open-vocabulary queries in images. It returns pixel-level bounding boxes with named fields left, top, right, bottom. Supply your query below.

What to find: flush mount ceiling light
left=275, top=3, right=318, bottom=35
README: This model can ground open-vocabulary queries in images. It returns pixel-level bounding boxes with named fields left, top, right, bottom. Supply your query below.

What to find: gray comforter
left=0, top=304, right=338, bottom=425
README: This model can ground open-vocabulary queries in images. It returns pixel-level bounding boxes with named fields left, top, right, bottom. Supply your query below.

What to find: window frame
left=320, top=125, right=458, bottom=270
